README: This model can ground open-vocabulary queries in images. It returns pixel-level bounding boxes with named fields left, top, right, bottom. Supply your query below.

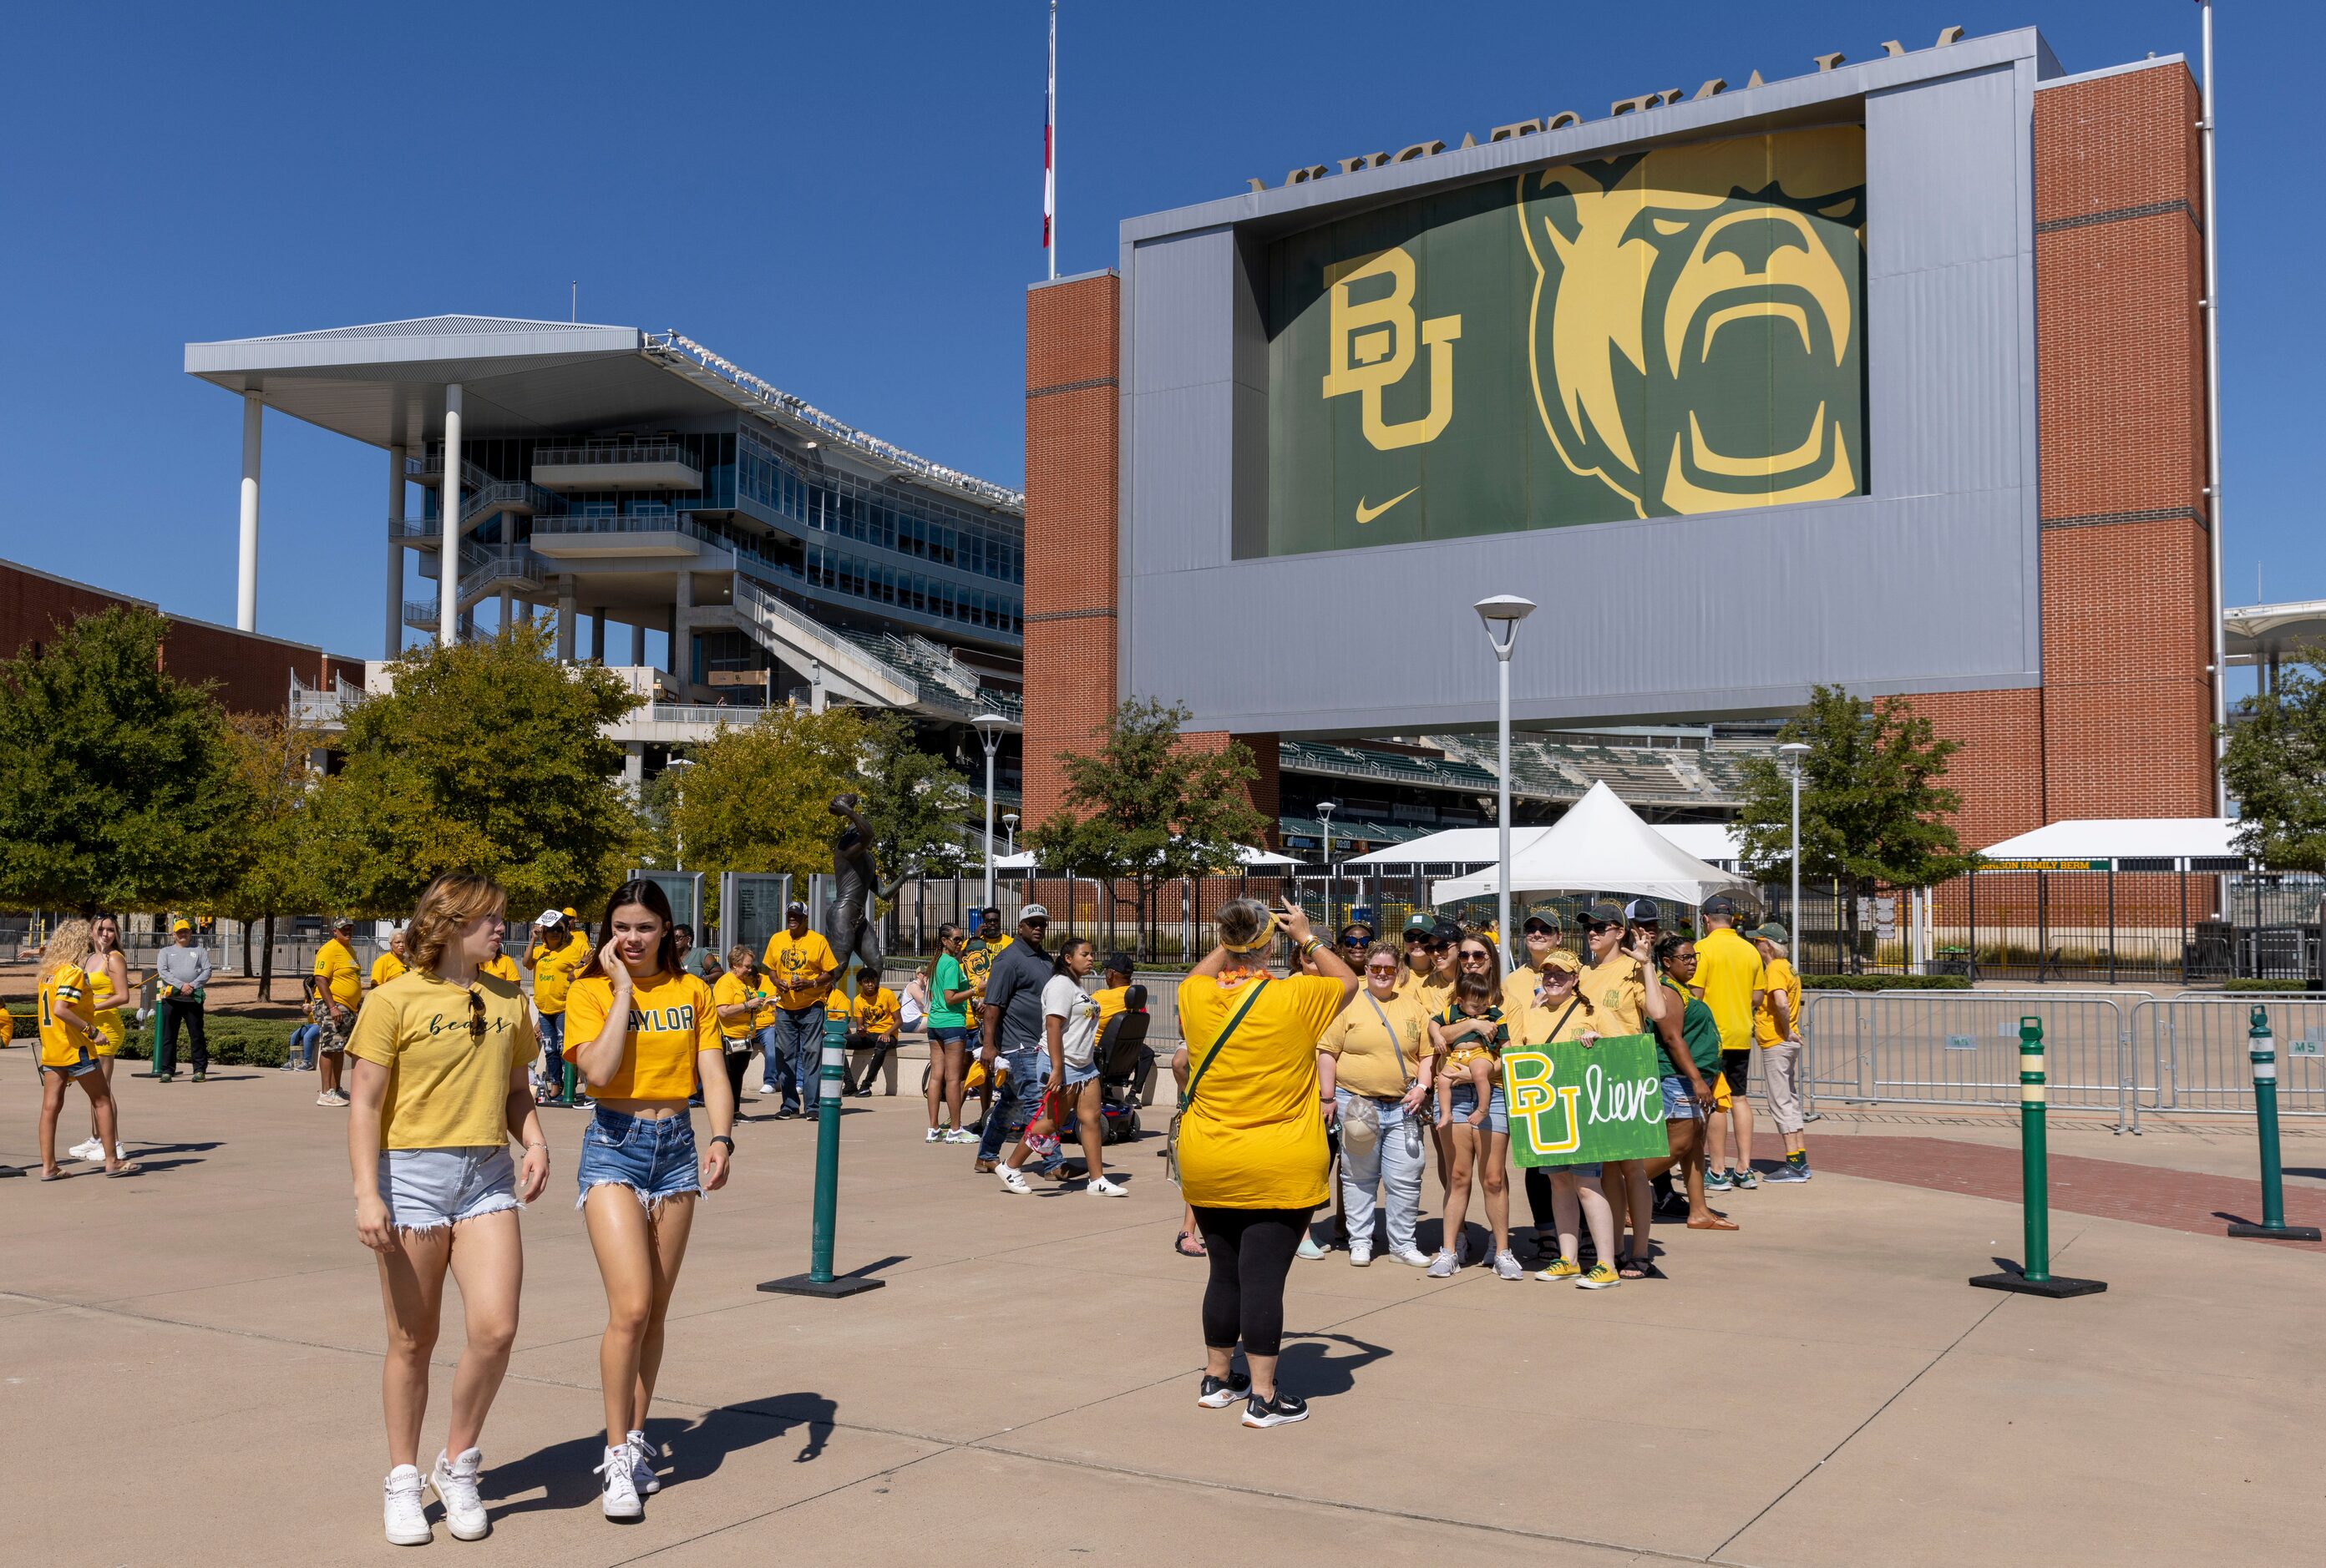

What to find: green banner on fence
left=1503, top=1035, right=1668, bottom=1167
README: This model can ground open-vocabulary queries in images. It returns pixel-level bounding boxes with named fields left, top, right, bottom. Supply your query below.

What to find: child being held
left=1431, top=974, right=1508, bottom=1129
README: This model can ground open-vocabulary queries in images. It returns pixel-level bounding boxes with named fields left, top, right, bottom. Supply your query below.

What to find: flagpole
left=1046, top=0, right=1058, bottom=281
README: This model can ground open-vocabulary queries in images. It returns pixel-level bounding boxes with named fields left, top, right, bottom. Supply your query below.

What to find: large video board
left=1262, top=129, right=1867, bottom=558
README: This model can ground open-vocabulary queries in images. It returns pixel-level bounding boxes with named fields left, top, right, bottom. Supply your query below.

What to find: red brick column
left=2032, top=63, right=2215, bottom=819
left=1022, top=273, right=1121, bottom=824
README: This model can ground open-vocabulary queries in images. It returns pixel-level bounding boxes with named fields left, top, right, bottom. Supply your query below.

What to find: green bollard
left=1972, top=1016, right=2106, bottom=1297
left=149, top=994, right=166, bottom=1077
left=760, top=1005, right=885, bottom=1297
left=562, top=1061, right=579, bottom=1106
left=2227, top=1006, right=2322, bottom=1242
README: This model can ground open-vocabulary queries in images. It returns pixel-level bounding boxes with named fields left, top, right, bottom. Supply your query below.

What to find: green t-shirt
left=1664, top=979, right=1722, bottom=1077
left=928, top=953, right=969, bottom=1030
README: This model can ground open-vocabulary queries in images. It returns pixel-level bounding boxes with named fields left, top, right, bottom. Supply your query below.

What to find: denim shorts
left=378, top=1146, right=520, bottom=1232
left=1660, top=1074, right=1702, bottom=1120
left=1063, top=1055, right=1101, bottom=1087
left=927, top=1025, right=970, bottom=1048
left=1442, top=1083, right=1508, bottom=1136
left=576, top=1109, right=702, bottom=1210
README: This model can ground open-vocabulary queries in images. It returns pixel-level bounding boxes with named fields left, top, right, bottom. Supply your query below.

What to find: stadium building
left=182, top=318, right=1030, bottom=784
left=1023, top=24, right=2221, bottom=852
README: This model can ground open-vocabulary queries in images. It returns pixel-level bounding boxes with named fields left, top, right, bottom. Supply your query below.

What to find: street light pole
left=1317, top=801, right=1337, bottom=932
left=972, top=715, right=1008, bottom=914
left=1781, top=741, right=1810, bottom=962
left=1003, top=812, right=1019, bottom=857
left=1473, top=595, right=1536, bottom=964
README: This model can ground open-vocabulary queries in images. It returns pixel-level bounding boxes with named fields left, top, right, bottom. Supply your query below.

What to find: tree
left=1025, top=697, right=1269, bottom=957
left=665, top=705, right=868, bottom=886
left=854, top=711, right=976, bottom=883
left=2220, top=650, right=2326, bottom=871
left=0, top=605, right=253, bottom=916
left=215, top=710, right=327, bottom=999
left=306, top=625, right=641, bottom=917
left=1734, top=685, right=1979, bottom=970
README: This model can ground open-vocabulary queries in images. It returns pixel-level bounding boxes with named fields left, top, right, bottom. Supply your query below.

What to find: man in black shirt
left=973, top=905, right=1052, bottom=1171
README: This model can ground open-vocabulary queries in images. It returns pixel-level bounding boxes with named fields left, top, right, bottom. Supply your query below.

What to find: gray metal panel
left=1125, top=386, right=1234, bottom=575
left=1128, top=229, right=1239, bottom=396
left=1867, top=65, right=2021, bottom=278
left=185, top=318, right=641, bottom=376
left=1867, top=256, right=2028, bottom=499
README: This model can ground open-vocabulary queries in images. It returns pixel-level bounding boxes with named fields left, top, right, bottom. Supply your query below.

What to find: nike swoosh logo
left=1355, top=488, right=1418, bottom=524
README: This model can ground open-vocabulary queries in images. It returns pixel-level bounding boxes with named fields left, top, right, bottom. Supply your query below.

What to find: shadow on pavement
left=1275, top=1331, right=1391, bottom=1400
left=489, top=1393, right=840, bottom=1515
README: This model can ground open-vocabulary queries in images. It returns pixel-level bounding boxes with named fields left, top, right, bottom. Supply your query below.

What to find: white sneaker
left=759, top=1082, right=778, bottom=1098
left=429, top=1447, right=489, bottom=1540
left=1087, top=1176, right=1128, bottom=1196
left=946, top=1127, right=976, bottom=1143
left=626, top=1429, right=661, bottom=1495
left=997, top=1166, right=1031, bottom=1195
left=383, top=1464, right=431, bottom=1545
left=1426, top=1249, right=1459, bottom=1278
left=1350, top=1242, right=1373, bottom=1267
left=1390, top=1246, right=1433, bottom=1267
left=925, top=1126, right=944, bottom=1143
left=68, top=1137, right=102, bottom=1162
left=595, top=1444, right=643, bottom=1520
left=1493, top=1249, right=1526, bottom=1281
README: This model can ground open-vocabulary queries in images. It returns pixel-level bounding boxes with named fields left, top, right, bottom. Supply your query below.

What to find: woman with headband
left=1173, top=897, right=1356, bottom=1428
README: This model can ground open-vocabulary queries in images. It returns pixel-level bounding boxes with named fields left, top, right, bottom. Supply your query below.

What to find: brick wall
left=2032, top=61, right=2215, bottom=819
left=1895, top=687, right=2045, bottom=851
left=0, top=557, right=361, bottom=715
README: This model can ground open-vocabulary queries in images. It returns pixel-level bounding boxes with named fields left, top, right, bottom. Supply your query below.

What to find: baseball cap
left=1403, top=913, right=1435, bottom=937
left=332, top=915, right=355, bottom=929
left=1583, top=900, right=1624, bottom=925
left=1432, top=918, right=1462, bottom=945
left=170, top=918, right=192, bottom=933
left=536, top=907, right=564, bottom=927
left=1542, top=948, right=1583, bottom=975
left=1019, top=903, right=1050, bottom=923
left=1521, top=913, right=1561, bottom=935
left=561, top=907, right=579, bottom=919
left=1624, top=898, right=1662, bottom=923
left=1702, top=893, right=1741, bottom=917
left=785, top=900, right=808, bottom=916
left=1754, top=921, right=1790, bottom=944
left=1103, top=952, right=1133, bottom=974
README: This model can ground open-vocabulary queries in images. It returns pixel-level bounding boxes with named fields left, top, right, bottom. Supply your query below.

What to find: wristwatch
left=709, top=1135, right=735, bottom=1152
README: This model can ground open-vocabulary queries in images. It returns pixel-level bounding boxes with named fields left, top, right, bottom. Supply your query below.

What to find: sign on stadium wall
left=1259, top=127, right=1867, bottom=558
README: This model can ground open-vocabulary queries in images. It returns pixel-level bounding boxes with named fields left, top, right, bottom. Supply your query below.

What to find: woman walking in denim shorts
left=563, top=879, right=735, bottom=1523
left=346, top=873, right=550, bottom=1545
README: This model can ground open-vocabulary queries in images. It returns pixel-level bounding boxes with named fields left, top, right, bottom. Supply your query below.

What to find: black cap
left=1103, top=952, right=1133, bottom=975
left=1432, top=918, right=1462, bottom=944
left=1521, top=913, right=1561, bottom=935
left=1624, top=898, right=1662, bottom=923
left=1702, top=893, right=1740, bottom=917
left=1583, top=900, right=1625, bottom=925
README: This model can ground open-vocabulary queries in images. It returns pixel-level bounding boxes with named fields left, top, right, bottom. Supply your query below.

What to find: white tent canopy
left=990, top=843, right=1297, bottom=872
left=1978, top=817, right=2241, bottom=865
left=1428, top=782, right=1752, bottom=908
left=1344, top=817, right=1744, bottom=873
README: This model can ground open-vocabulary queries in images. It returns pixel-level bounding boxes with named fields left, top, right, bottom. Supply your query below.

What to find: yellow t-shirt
left=1173, top=973, right=1345, bottom=1210
left=1092, top=984, right=1133, bottom=1025
left=565, top=970, right=720, bottom=1101
left=314, top=938, right=362, bottom=1015
left=347, top=970, right=533, bottom=1150
left=1501, top=965, right=1557, bottom=1044
left=1318, top=988, right=1429, bottom=1100
left=1411, top=971, right=1455, bottom=1019
left=38, top=963, right=94, bottom=1069
left=527, top=933, right=589, bottom=1014
left=763, top=928, right=839, bottom=1010
left=1692, top=927, right=1766, bottom=1052
left=1756, top=956, right=1802, bottom=1047
left=960, top=933, right=1013, bottom=1025
left=712, top=972, right=765, bottom=1039
left=1578, top=953, right=1650, bottom=1038
left=849, top=987, right=902, bottom=1036
left=85, top=957, right=126, bottom=1051
left=371, top=953, right=408, bottom=989
left=481, top=953, right=519, bottom=983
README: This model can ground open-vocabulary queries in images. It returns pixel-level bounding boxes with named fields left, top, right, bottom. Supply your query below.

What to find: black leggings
left=1192, top=1205, right=1311, bottom=1358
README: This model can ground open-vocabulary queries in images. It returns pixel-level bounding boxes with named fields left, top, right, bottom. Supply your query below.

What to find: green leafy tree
left=1734, top=685, right=1978, bottom=970
left=855, top=711, right=976, bottom=883
left=215, top=710, right=327, bottom=998
left=1026, top=697, right=1269, bottom=957
left=0, top=606, right=253, bottom=916
left=306, top=625, right=641, bottom=917
left=666, top=706, right=868, bottom=885
left=2221, top=650, right=2326, bottom=870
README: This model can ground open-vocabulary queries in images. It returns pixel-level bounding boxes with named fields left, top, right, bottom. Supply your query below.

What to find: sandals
left=1174, top=1232, right=1208, bottom=1258
left=1615, top=1252, right=1660, bottom=1281
left=104, top=1162, right=144, bottom=1179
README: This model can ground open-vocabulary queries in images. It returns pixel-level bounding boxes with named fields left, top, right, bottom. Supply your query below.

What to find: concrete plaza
left=3, top=1055, right=2321, bottom=1566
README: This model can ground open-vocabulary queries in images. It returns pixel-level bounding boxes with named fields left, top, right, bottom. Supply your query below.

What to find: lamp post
left=1780, top=741, right=1810, bottom=962
left=972, top=714, right=1009, bottom=913
left=1317, top=801, right=1337, bottom=932
left=1003, top=812, right=1019, bottom=857
left=663, top=756, right=694, bottom=867
left=1473, top=595, right=1536, bottom=963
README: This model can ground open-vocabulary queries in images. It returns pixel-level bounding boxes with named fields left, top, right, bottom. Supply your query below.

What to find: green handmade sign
left=1503, top=1035, right=1669, bottom=1167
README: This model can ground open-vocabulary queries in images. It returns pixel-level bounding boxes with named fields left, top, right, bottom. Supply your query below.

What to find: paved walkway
left=3, top=1057, right=2321, bottom=1565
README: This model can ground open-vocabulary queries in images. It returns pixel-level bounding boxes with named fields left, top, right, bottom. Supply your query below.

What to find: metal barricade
left=2131, top=997, right=2326, bottom=1130
left=1802, top=990, right=2132, bottom=1131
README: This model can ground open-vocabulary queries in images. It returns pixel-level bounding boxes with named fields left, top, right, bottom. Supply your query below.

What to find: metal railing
left=1801, top=990, right=2136, bottom=1130
left=533, top=442, right=697, bottom=469
left=732, top=577, right=918, bottom=701
left=532, top=512, right=722, bottom=547
left=2130, top=996, right=2326, bottom=1129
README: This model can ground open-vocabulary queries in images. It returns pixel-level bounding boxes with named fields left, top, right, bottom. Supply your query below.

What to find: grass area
left=4, top=1005, right=296, bottom=1066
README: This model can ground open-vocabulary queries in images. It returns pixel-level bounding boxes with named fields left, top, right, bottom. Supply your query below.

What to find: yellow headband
left=1223, top=911, right=1279, bottom=953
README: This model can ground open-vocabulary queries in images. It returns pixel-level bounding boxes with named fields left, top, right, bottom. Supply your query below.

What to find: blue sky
left=3, top=1, right=2311, bottom=693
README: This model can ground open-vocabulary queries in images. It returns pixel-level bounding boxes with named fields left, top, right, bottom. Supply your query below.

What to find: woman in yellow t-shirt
left=711, top=944, right=774, bottom=1107
left=1316, top=943, right=1432, bottom=1267
left=1174, top=897, right=1355, bottom=1429
left=564, top=878, right=732, bottom=1520
left=345, top=873, right=546, bottom=1545
left=1516, top=948, right=1624, bottom=1287
left=68, top=913, right=136, bottom=1164
left=34, top=918, right=139, bottom=1179
left=370, top=929, right=410, bottom=992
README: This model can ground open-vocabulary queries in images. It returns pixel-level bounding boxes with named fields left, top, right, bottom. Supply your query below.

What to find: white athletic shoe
left=1295, top=1232, right=1329, bottom=1261
left=925, top=1126, right=944, bottom=1143
left=429, top=1447, right=489, bottom=1540
left=946, top=1126, right=976, bottom=1143
left=1493, top=1249, right=1526, bottom=1281
left=1350, top=1242, right=1374, bottom=1267
left=383, top=1464, right=431, bottom=1546
left=68, top=1137, right=102, bottom=1162
left=759, top=1082, right=778, bottom=1098
left=1087, top=1176, right=1128, bottom=1196
left=1426, top=1249, right=1459, bottom=1278
left=1390, top=1246, right=1433, bottom=1267
left=626, top=1429, right=661, bottom=1495
left=997, top=1166, right=1031, bottom=1195
left=595, top=1444, right=643, bottom=1520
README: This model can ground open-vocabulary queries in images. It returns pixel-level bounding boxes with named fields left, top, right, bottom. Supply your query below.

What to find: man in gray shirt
left=154, top=918, right=214, bottom=1080
left=973, top=905, right=1052, bottom=1169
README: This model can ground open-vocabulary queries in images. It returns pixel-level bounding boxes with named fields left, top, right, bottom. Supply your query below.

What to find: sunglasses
left=1585, top=920, right=1620, bottom=935
left=1458, top=948, right=1490, bottom=962
left=466, top=987, right=487, bottom=1044
left=1365, top=962, right=1400, bottom=975
left=1342, top=935, right=1371, bottom=948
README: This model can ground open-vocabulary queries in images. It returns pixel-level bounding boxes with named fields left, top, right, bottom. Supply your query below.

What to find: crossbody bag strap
left=1178, top=979, right=1269, bottom=1113
left=1546, top=997, right=1585, bottom=1042
left=1362, top=993, right=1415, bottom=1092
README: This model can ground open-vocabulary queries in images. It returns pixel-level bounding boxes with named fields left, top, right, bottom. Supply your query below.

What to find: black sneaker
left=1196, top=1371, right=1251, bottom=1409
left=775, top=1106, right=798, bottom=1120
left=1241, top=1390, right=1308, bottom=1429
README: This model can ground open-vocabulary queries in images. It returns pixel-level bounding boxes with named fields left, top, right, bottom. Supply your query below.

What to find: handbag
left=1165, top=979, right=1269, bottom=1186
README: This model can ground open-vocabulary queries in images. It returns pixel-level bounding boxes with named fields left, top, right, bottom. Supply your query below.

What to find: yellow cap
left=171, top=918, right=192, bottom=933
left=562, top=907, right=579, bottom=919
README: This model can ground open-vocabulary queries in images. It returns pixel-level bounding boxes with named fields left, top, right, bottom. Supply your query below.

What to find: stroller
left=1094, top=986, right=1155, bottom=1145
